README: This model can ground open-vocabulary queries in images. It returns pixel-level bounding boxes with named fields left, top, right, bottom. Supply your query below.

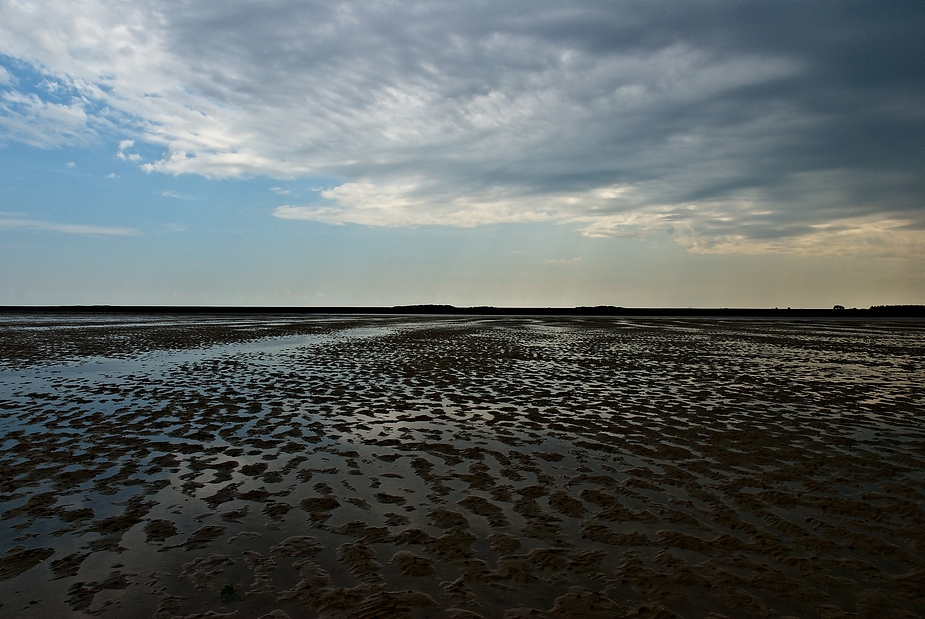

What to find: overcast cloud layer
left=2, top=0, right=923, bottom=256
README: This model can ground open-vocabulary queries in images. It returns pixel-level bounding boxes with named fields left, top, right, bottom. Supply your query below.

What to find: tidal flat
left=1, top=314, right=924, bottom=618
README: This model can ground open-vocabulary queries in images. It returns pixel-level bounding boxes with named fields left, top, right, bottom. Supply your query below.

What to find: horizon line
left=2, top=304, right=923, bottom=318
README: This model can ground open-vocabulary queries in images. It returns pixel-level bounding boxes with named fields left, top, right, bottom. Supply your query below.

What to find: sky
left=1, top=1, right=923, bottom=308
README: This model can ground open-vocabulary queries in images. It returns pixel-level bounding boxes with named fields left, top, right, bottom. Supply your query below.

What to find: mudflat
left=1, top=314, right=923, bottom=618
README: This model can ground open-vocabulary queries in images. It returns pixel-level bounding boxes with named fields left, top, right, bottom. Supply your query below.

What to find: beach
left=1, top=314, right=923, bottom=618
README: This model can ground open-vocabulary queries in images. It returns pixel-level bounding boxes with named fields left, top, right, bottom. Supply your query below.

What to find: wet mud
left=1, top=314, right=924, bottom=617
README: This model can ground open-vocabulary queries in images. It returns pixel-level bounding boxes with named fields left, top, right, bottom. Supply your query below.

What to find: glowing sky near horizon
left=1, top=1, right=923, bottom=307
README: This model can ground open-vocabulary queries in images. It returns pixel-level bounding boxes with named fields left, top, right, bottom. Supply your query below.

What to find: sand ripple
left=0, top=315, right=923, bottom=617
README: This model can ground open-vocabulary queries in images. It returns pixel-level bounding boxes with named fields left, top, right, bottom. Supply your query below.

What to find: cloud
left=1, top=1, right=923, bottom=254
left=273, top=180, right=560, bottom=227
left=161, top=190, right=194, bottom=200
left=0, top=88, right=103, bottom=147
left=65, top=161, right=74, bottom=167
left=543, top=257, right=582, bottom=265
left=0, top=217, right=141, bottom=236
left=116, top=138, right=141, bottom=161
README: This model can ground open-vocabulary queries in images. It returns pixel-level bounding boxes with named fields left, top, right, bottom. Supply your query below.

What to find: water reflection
left=0, top=316, right=923, bottom=617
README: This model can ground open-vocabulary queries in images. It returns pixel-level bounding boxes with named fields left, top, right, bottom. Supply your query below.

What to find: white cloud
left=0, top=1, right=921, bottom=255
left=0, top=217, right=141, bottom=236
left=116, top=138, right=141, bottom=161
left=543, top=257, right=582, bottom=265
left=677, top=215, right=925, bottom=258
left=106, top=172, right=117, bottom=178
left=0, top=88, right=103, bottom=147
left=65, top=161, right=75, bottom=167
left=161, top=190, right=194, bottom=200
left=274, top=181, right=563, bottom=227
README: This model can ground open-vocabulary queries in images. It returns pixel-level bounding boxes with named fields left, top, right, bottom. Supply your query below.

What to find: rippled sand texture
left=1, top=315, right=924, bottom=618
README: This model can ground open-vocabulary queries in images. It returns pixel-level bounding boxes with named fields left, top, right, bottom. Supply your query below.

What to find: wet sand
left=1, top=314, right=923, bottom=618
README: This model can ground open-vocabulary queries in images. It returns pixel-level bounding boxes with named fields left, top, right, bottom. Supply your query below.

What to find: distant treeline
left=1, top=304, right=923, bottom=317
left=867, top=305, right=925, bottom=316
